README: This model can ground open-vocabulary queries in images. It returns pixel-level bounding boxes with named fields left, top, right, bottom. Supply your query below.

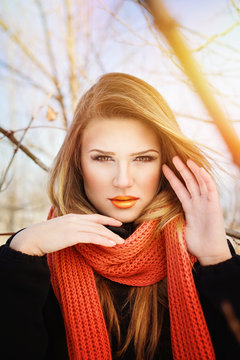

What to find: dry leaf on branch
left=46, top=105, right=58, bottom=121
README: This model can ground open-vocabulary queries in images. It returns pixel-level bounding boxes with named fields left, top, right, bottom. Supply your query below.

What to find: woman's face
left=80, top=117, right=161, bottom=223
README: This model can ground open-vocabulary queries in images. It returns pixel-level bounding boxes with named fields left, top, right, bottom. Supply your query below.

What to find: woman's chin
left=107, top=208, right=142, bottom=223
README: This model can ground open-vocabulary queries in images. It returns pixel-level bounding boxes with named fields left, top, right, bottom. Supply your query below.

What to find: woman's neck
left=105, top=222, right=136, bottom=239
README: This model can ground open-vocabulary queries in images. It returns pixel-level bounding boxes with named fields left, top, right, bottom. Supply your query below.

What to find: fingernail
left=108, top=241, right=116, bottom=246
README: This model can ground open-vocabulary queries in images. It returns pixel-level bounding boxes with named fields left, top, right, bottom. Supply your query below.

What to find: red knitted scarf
left=47, top=211, right=215, bottom=360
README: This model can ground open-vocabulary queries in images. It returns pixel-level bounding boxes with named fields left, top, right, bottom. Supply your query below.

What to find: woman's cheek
left=142, top=168, right=161, bottom=193
left=83, top=166, right=111, bottom=191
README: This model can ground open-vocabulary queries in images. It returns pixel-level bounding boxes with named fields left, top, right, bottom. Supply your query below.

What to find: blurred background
left=1, top=0, right=240, bottom=244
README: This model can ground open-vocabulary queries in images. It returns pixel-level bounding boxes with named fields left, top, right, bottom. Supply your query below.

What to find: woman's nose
left=112, top=163, right=134, bottom=188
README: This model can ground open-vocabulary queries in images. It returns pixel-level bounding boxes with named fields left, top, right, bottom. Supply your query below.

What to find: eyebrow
left=89, top=149, right=160, bottom=156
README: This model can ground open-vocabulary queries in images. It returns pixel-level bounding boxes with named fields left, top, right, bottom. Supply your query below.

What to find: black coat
left=0, top=225, right=240, bottom=360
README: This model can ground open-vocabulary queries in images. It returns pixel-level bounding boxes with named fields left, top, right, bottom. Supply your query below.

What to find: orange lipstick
left=109, top=196, right=139, bottom=209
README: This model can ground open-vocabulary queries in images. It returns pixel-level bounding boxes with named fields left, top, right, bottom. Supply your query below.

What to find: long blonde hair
left=48, top=72, right=211, bottom=359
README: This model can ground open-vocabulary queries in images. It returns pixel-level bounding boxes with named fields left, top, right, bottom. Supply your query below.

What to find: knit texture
left=47, top=210, right=215, bottom=360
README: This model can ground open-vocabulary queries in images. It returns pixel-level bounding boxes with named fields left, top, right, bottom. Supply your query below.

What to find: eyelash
left=92, top=155, right=113, bottom=162
left=92, top=155, right=156, bottom=162
left=135, top=156, right=155, bottom=162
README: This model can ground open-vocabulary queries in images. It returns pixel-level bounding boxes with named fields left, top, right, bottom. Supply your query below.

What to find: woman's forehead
left=81, top=117, right=160, bottom=151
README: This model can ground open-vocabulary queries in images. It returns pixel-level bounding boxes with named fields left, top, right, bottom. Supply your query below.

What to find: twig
left=34, top=0, right=68, bottom=128
left=230, top=0, right=240, bottom=17
left=64, top=0, right=79, bottom=111
left=176, top=113, right=240, bottom=123
left=193, top=22, right=240, bottom=52
left=98, top=0, right=157, bottom=48
left=0, top=125, right=66, bottom=141
left=181, top=25, right=240, bottom=55
left=146, top=0, right=240, bottom=168
left=0, top=58, right=57, bottom=99
left=0, top=88, right=58, bottom=187
left=0, top=233, right=14, bottom=236
left=136, top=0, right=183, bottom=70
left=0, top=126, right=49, bottom=179
left=0, top=17, right=54, bottom=81
left=226, top=228, right=240, bottom=241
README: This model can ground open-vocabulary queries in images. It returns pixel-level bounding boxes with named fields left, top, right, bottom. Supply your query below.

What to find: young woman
left=0, top=73, right=239, bottom=360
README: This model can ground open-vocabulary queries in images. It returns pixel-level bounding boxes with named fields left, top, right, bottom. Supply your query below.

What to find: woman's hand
left=10, top=214, right=124, bottom=256
left=162, top=156, right=231, bottom=266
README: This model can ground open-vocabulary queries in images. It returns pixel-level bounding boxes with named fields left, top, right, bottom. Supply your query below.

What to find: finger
left=90, top=222, right=125, bottom=244
left=172, top=156, right=200, bottom=196
left=63, top=215, right=124, bottom=244
left=186, top=159, right=208, bottom=197
left=75, top=223, right=125, bottom=244
left=199, top=167, right=218, bottom=202
left=162, top=164, right=191, bottom=207
left=78, top=232, right=119, bottom=247
left=85, top=214, right=123, bottom=226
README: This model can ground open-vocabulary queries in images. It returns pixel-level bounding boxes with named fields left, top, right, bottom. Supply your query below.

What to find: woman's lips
left=109, top=196, right=139, bottom=209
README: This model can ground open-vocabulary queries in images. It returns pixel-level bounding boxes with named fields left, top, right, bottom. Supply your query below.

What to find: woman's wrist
left=9, top=230, right=43, bottom=256
left=198, top=248, right=232, bottom=266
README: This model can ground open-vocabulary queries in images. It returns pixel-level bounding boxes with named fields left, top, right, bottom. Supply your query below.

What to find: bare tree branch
left=176, top=113, right=240, bottom=123
left=193, top=21, right=240, bottom=52
left=0, top=232, right=15, bottom=236
left=136, top=0, right=184, bottom=70
left=0, top=86, right=61, bottom=186
left=88, top=0, right=124, bottom=73
left=181, top=25, right=240, bottom=55
left=0, top=125, right=66, bottom=141
left=0, top=15, right=68, bottom=129
left=64, top=0, right=79, bottom=111
left=0, top=58, right=58, bottom=98
left=145, top=0, right=240, bottom=168
left=98, top=0, right=157, bottom=47
left=226, top=228, right=240, bottom=241
left=0, top=112, right=34, bottom=190
left=34, top=0, right=68, bottom=128
left=0, top=16, right=54, bottom=81
left=230, top=0, right=240, bottom=17
left=0, top=126, right=49, bottom=179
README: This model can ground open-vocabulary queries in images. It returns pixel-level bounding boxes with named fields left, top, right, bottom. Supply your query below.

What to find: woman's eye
left=93, top=155, right=113, bottom=162
left=135, top=156, right=155, bottom=162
